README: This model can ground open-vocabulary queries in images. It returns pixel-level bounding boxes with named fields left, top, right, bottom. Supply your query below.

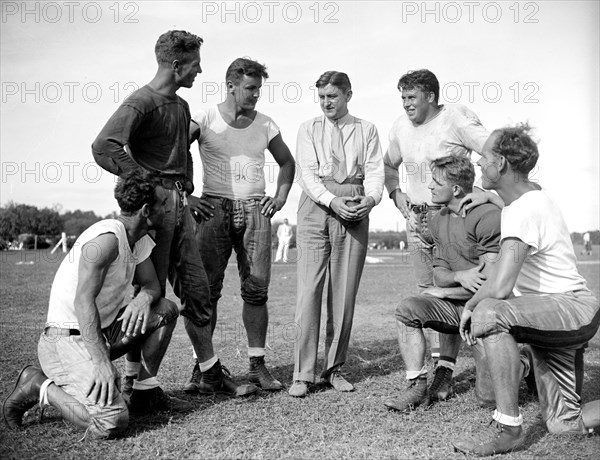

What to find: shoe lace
left=396, top=378, right=424, bottom=398
left=190, top=363, right=201, bottom=383
left=429, top=366, right=452, bottom=394
left=220, top=364, right=233, bottom=379
left=470, top=420, right=503, bottom=444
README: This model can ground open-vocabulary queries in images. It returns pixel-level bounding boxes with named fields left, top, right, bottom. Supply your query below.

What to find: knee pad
left=241, top=278, right=269, bottom=306
left=154, top=298, right=180, bottom=327
left=241, top=292, right=269, bottom=306
left=395, top=296, right=426, bottom=326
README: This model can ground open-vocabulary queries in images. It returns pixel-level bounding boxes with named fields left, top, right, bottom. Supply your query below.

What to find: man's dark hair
left=225, top=58, right=269, bottom=85
left=155, top=30, right=203, bottom=66
left=315, top=71, right=352, bottom=94
left=431, top=155, right=475, bottom=193
left=491, top=123, right=539, bottom=175
left=398, top=69, right=440, bottom=103
left=114, top=170, right=159, bottom=214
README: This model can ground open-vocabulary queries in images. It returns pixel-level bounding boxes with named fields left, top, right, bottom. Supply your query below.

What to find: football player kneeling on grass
left=3, top=171, right=192, bottom=439
left=454, top=124, right=600, bottom=456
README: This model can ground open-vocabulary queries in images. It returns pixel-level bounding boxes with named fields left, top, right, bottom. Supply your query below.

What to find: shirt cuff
left=367, top=192, right=382, bottom=206
left=319, top=191, right=336, bottom=208
left=385, top=181, right=401, bottom=196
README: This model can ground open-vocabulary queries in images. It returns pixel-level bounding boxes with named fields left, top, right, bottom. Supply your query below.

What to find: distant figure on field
left=275, top=219, right=294, bottom=263
left=582, top=232, right=592, bottom=255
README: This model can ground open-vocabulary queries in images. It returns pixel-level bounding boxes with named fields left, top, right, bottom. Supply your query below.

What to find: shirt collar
left=324, top=112, right=352, bottom=128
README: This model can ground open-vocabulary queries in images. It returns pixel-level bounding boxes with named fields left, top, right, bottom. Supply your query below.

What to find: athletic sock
left=199, top=356, right=219, bottom=373
left=437, top=356, right=456, bottom=371
left=133, top=377, right=159, bottom=390
left=406, top=366, right=428, bottom=380
left=248, top=347, right=266, bottom=358
left=39, top=379, right=53, bottom=407
left=493, top=409, right=523, bottom=426
left=125, top=359, right=141, bottom=377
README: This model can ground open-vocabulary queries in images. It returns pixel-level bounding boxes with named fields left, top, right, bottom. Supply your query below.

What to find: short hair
left=155, top=30, right=203, bottom=66
left=398, top=69, right=440, bottom=103
left=430, top=155, right=475, bottom=193
left=225, top=58, right=269, bottom=85
left=114, top=170, right=159, bottom=214
left=315, top=71, right=352, bottom=94
left=490, top=123, right=539, bottom=175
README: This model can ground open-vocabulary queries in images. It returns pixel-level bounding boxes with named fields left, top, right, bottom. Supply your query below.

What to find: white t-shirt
left=384, top=104, right=489, bottom=205
left=46, top=220, right=155, bottom=329
left=192, top=106, right=280, bottom=200
left=501, top=190, right=587, bottom=296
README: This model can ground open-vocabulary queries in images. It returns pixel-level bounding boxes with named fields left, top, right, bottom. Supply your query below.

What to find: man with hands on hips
left=185, top=58, right=295, bottom=393
left=289, top=71, right=384, bottom=397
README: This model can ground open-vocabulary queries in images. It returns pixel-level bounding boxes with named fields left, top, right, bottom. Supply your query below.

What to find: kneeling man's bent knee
left=471, top=298, right=512, bottom=338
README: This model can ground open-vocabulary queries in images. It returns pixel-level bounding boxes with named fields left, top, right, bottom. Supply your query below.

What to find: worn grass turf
left=1, top=246, right=599, bottom=459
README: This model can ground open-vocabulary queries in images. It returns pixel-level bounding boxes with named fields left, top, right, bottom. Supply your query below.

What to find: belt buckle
left=174, top=180, right=183, bottom=192
left=412, top=204, right=429, bottom=214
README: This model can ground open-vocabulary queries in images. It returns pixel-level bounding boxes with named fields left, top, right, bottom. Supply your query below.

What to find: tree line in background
left=0, top=202, right=114, bottom=249
left=0, top=202, right=598, bottom=250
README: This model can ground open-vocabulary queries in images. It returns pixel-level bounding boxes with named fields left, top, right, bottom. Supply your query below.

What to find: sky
left=1, top=0, right=599, bottom=232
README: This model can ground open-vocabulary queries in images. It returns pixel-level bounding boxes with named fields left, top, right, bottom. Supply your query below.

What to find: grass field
left=1, top=246, right=599, bottom=459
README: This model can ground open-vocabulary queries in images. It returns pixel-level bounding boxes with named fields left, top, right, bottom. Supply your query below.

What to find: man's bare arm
left=118, top=258, right=161, bottom=338
left=187, top=119, right=215, bottom=221
left=262, top=133, right=295, bottom=216
left=460, top=238, right=529, bottom=344
left=431, top=251, right=500, bottom=299
left=73, top=233, right=120, bottom=407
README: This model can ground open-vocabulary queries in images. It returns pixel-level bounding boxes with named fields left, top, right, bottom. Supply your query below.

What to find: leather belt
left=44, top=327, right=80, bottom=336
left=156, top=176, right=185, bottom=192
left=410, top=204, right=443, bottom=214
left=320, top=176, right=364, bottom=185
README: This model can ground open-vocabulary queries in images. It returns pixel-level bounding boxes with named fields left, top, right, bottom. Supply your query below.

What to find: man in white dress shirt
left=289, top=71, right=384, bottom=397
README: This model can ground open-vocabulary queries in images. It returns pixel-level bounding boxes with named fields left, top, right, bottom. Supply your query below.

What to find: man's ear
left=141, top=203, right=151, bottom=218
left=453, top=184, right=463, bottom=197
left=498, top=155, right=509, bottom=175
left=226, top=80, right=235, bottom=93
left=345, top=90, right=353, bottom=102
left=427, top=92, right=436, bottom=104
left=172, top=59, right=181, bottom=72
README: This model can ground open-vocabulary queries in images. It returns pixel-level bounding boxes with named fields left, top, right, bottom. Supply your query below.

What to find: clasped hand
left=455, top=262, right=486, bottom=293
left=330, top=195, right=374, bottom=221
